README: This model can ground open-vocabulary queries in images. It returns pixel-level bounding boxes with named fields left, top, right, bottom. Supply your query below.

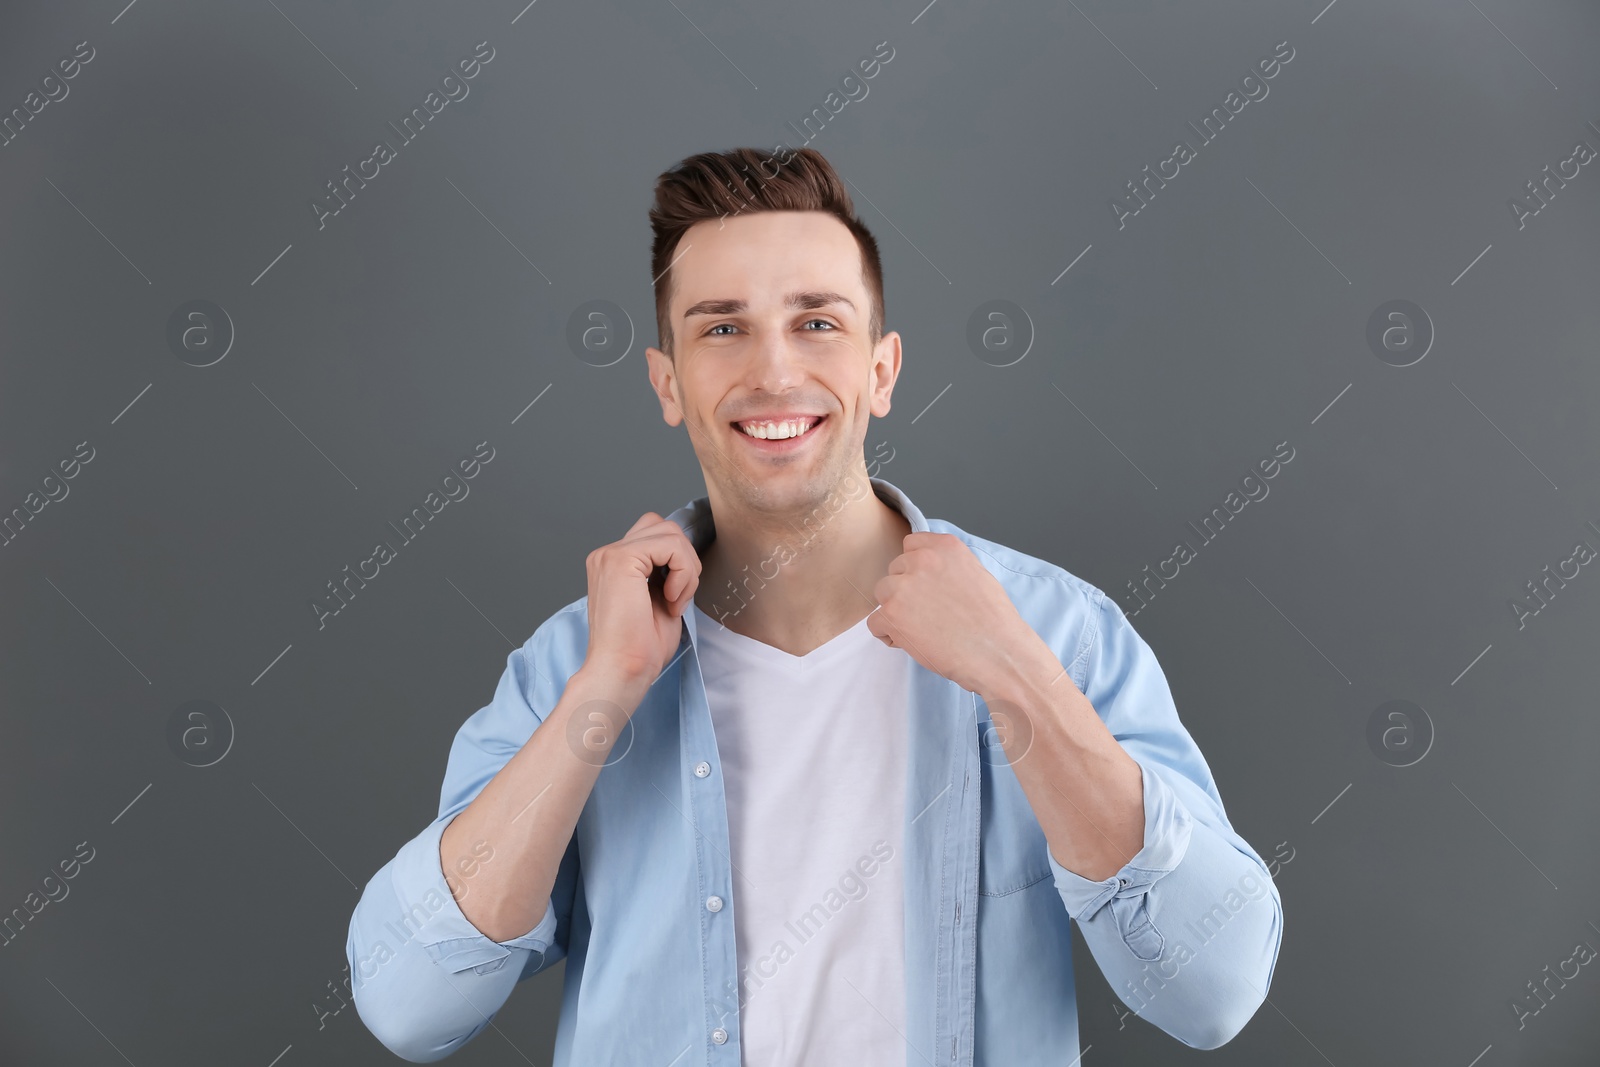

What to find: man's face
left=645, top=210, right=900, bottom=516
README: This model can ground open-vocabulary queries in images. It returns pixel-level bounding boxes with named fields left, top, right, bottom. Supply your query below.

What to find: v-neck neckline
left=691, top=601, right=879, bottom=670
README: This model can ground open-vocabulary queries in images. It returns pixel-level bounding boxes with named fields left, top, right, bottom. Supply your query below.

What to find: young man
left=346, top=146, right=1283, bottom=1064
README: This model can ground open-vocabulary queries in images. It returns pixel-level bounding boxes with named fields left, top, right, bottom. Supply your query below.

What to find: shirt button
left=711, top=1027, right=728, bottom=1044
left=1118, top=877, right=1129, bottom=888
left=694, top=761, right=711, bottom=778
left=706, top=895, right=723, bottom=912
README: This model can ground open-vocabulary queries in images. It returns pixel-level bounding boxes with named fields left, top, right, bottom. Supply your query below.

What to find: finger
left=624, top=511, right=664, bottom=538
left=624, top=522, right=697, bottom=573
left=864, top=604, right=890, bottom=642
left=634, top=528, right=700, bottom=605
left=671, top=545, right=702, bottom=615
left=664, top=563, right=691, bottom=611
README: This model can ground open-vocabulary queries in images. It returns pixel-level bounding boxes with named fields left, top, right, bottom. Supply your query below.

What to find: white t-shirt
left=692, top=601, right=909, bottom=1066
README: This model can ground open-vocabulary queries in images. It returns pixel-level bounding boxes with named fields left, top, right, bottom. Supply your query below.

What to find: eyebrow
left=681, top=290, right=857, bottom=319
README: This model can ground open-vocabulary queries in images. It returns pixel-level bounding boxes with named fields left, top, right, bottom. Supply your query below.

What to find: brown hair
left=647, top=146, right=885, bottom=358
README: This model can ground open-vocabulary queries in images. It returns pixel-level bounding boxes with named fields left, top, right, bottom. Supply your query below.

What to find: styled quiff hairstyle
left=648, top=146, right=885, bottom=358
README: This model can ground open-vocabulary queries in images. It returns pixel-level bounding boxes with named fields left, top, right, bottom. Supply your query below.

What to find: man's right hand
left=433, top=513, right=700, bottom=947
left=582, top=512, right=702, bottom=692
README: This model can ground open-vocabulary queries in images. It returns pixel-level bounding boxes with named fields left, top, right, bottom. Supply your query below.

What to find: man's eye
left=706, top=320, right=834, bottom=335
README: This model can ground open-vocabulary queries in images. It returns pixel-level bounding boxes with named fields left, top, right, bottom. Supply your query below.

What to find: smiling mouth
left=731, top=414, right=827, bottom=441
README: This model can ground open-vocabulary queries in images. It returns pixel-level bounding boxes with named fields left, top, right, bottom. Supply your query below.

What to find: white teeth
left=738, top=418, right=817, bottom=440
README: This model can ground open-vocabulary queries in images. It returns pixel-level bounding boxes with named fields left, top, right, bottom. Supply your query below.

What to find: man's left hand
left=866, top=532, right=1043, bottom=696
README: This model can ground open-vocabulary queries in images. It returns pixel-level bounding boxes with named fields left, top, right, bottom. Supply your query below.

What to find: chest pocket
left=976, top=713, right=1054, bottom=897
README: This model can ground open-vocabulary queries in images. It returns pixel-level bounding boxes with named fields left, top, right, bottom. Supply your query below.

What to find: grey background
left=1, top=0, right=1597, bottom=1063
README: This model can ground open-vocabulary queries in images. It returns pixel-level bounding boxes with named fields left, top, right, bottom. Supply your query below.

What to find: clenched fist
left=583, top=512, right=702, bottom=692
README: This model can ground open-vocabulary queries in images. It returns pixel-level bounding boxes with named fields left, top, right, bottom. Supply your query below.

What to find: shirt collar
left=663, top=474, right=930, bottom=554
left=663, top=475, right=929, bottom=648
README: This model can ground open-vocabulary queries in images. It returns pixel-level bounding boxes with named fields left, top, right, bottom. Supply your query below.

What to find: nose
left=746, top=327, right=803, bottom=394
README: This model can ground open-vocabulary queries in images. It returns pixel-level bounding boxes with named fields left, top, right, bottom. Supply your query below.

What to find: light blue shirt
left=346, top=476, right=1284, bottom=1063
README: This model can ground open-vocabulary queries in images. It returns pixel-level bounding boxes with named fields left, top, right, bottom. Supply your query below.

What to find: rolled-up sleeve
left=347, top=623, right=582, bottom=1062
left=1047, top=588, right=1284, bottom=1051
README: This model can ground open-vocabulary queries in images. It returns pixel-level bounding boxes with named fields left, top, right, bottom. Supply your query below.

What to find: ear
left=868, top=330, right=902, bottom=418
left=645, top=345, right=684, bottom=427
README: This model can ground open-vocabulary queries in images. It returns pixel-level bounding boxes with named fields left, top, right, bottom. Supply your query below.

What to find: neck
left=693, top=468, right=912, bottom=656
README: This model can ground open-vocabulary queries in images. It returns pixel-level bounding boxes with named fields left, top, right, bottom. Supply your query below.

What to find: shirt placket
left=678, top=605, right=743, bottom=1060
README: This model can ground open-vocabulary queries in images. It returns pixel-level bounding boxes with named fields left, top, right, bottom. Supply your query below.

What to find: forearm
left=987, top=585, right=1284, bottom=1048
left=979, top=630, right=1145, bottom=882
left=441, top=660, right=648, bottom=942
